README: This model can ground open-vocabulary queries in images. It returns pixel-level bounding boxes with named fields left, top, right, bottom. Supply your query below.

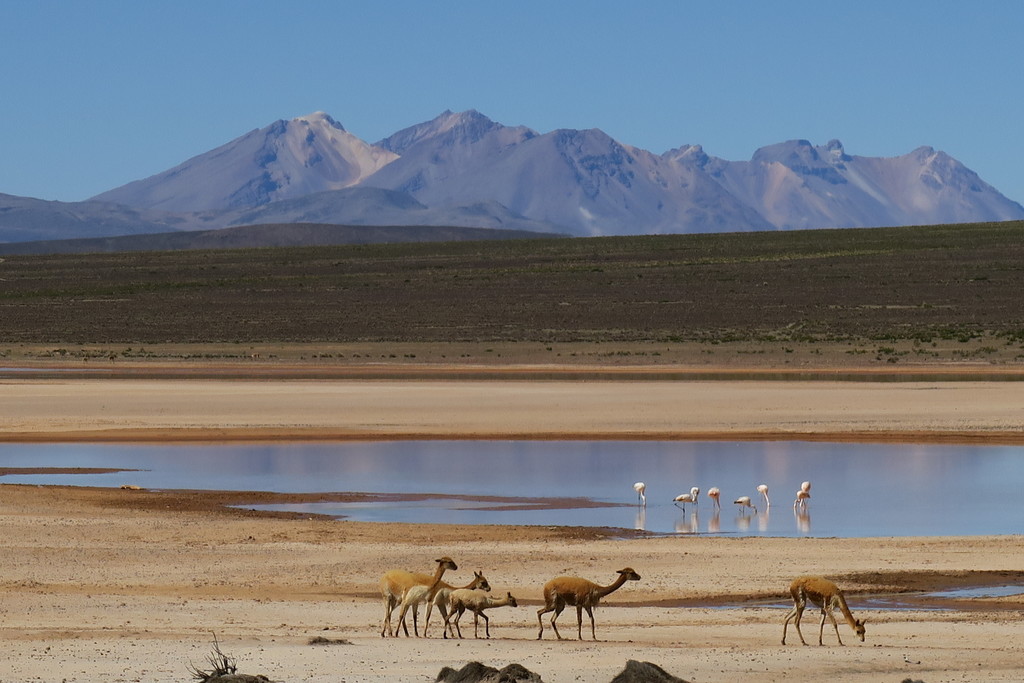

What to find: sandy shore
left=2, top=364, right=1024, bottom=682
left=4, top=365, right=1024, bottom=443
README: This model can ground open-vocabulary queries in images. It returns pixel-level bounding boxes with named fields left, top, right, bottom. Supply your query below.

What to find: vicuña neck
left=598, top=574, right=629, bottom=598
left=835, top=593, right=857, bottom=626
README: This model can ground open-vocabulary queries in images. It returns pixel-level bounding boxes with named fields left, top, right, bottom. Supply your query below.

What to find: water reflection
left=674, top=510, right=700, bottom=534
left=794, top=506, right=811, bottom=534
left=634, top=506, right=646, bottom=531
left=757, top=510, right=770, bottom=533
left=707, top=510, right=720, bottom=533
left=1, top=440, right=1023, bottom=538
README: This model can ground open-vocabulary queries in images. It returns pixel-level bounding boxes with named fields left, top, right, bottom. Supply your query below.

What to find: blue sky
left=3, top=1, right=1023, bottom=205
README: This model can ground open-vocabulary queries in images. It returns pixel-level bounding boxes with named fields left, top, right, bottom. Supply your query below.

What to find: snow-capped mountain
left=92, top=112, right=397, bottom=212
left=363, top=111, right=1024, bottom=235
left=6, top=109, right=1021, bottom=244
left=367, top=113, right=773, bottom=235
left=702, top=139, right=1023, bottom=230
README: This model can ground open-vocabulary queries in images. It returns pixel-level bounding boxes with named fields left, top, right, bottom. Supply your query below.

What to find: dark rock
left=436, top=661, right=544, bottom=682
left=609, top=660, right=691, bottom=683
left=497, top=664, right=543, bottom=682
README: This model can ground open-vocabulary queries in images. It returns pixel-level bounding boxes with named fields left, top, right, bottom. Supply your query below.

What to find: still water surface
left=1, top=441, right=1021, bottom=538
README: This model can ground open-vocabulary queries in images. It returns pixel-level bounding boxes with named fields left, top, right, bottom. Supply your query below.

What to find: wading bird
left=633, top=482, right=646, bottom=506
left=734, top=495, right=757, bottom=514
left=673, top=486, right=700, bottom=510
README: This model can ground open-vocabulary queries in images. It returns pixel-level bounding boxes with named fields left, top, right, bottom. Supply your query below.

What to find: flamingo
left=734, top=496, right=757, bottom=514
left=673, top=486, right=700, bottom=511
left=801, top=481, right=811, bottom=494
left=794, top=488, right=811, bottom=509
left=633, top=482, right=646, bottom=506
left=707, top=486, right=721, bottom=509
left=757, top=483, right=770, bottom=509
left=673, top=492, right=695, bottom=510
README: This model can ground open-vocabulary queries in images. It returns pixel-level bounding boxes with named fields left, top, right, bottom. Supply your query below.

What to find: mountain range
left=3, top=109, right=1023, bottom=245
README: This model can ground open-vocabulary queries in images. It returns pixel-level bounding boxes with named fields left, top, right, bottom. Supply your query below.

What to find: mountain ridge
left=4, top=109, right=1023, bottom=244
left=91, top=112, right=398, bottom=212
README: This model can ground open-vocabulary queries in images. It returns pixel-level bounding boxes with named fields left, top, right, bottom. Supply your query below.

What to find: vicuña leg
left=381, top=593, right=398, bottom=638
left=782, top=593, right=807, bottom=645
left=820, top=596, right=844, bottom=645
left=537, top=600, right=567, bottom=640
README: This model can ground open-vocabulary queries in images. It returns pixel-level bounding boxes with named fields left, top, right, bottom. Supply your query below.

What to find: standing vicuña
left=446, top=590, right=519, bottom=639
left=395, top=570, right=490, bottom=638
left=378, top=556, right=457, bottom=638
left=782, top=575, right=866, bottom=646
left=537, top=567, right=641, bottom=640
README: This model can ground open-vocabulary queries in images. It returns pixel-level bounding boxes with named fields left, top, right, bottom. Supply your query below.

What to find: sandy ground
left=2, top=363, right=1024, bottom=682
left=4, top=365, right=1024, bottom=443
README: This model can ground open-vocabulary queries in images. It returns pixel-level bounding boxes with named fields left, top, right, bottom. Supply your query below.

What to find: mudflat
left=3, top=362, right=1024, bottom=443
left=1, top=361, right=1023, bottom=682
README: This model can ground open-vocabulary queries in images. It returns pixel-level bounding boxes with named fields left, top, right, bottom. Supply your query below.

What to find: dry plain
left=1, top=356, right=1024, bottom=682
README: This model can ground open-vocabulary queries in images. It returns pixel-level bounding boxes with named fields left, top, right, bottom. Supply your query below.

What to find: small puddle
left=927, top=585, right=1024, bottom=600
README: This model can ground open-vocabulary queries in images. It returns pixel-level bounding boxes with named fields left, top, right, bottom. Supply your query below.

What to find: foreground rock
left=436, top=662, right=544, bottom=682
left=610, top=660, right=691, bottom=683
left=435, top=660, right=691, bottom=683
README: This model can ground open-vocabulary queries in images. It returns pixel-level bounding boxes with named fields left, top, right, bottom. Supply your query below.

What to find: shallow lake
left=1, top=441, right=1022, bottom=538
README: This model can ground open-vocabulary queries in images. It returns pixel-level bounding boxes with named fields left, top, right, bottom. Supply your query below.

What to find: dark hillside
left=0, top=222, right=564, bottom=255
left=1, top=221, right=1023, bottom=349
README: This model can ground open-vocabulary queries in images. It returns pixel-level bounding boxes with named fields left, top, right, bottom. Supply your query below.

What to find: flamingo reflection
left=634, top=506, right=646, bottom=531
left=735, top=512, right=752, bottom=532
left=674, top=509, right=699, bottom=534
left=708, top=508, right=721, bottom=533
left=794, top=505, right=811, bottom=533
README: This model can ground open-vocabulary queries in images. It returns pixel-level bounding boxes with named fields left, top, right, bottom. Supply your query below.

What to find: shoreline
left=2, top=362, right=1024, bottom=681
left=5, top=357, right=1024, bottom=380
left=4, top=367, right=1024, bottom=444
left=3, top=479, right=1023, bottom=682
left=5, top=428, right=1024, bottom=444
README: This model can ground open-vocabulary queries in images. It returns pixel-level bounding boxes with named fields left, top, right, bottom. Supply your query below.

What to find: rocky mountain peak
left=67, top=110, right=1024, bottom=237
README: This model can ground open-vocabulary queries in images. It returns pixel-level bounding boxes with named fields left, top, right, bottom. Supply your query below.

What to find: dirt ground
left=1, top=360, right=1023, bottom=682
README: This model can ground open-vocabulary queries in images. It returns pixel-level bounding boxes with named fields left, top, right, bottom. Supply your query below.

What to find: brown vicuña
left=537, top=567, right=641, bottom=640
left=446, top=590, right=519, bottom=639
left=782, top=575, right=866, bottom=646
left=378, top=556, right=457, bottom=638
left=396, top=570, right=490, bottom=638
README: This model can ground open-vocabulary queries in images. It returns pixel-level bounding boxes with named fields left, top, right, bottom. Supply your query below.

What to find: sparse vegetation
left=188, top=640, right=236, bottom=682
left=187, top=634, right=271, bottom=683
left=1, top=221, right=1023, bottom=366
